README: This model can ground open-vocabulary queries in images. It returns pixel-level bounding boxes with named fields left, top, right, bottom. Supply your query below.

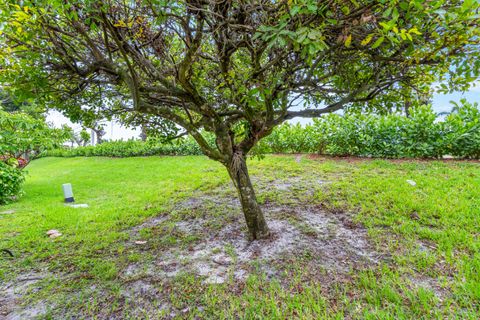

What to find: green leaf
left=341, top=6, right=350, bottom=15
left=371, top=36, right=384, bottom=49
left=344, top=34, right=352, bottom=47
left=382, top=7, right=392, bottom=18
left=361, top=34, right=373, bottom=46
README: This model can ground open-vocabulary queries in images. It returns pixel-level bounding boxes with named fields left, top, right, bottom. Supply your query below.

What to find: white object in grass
left=406, top=180, right=417, bottom=186
left=65, top=203, right=89, bottom=208
left=46, top=229, right=62, bottom=238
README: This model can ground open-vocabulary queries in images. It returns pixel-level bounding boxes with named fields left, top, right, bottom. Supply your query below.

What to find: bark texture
left=227, top=151, right=269, bottom=240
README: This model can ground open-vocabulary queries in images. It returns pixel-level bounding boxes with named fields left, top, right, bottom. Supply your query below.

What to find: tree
left=0, top=110, right=70, bottom=162
left=68, top=128, right=91, bottom=147
left=0, top=0, right=479, bottom=239
left=80, top=129, right=91, bottom=146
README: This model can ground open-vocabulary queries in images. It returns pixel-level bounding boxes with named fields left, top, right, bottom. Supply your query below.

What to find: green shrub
left=42, top=134, right=213, bottom=158
left=257, top=103, right=480, bottom=159
left=258, top=123, right=320, bottom=154
left=0, top=161, right=25, bottom=204
left=444, top=100, right=480, bottom=159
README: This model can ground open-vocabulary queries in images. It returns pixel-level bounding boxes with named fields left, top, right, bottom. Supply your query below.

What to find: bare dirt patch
left=0, top=270, right=51, bottom=320
left=406, top=273, right=453, bottom=302
left=122, top=191, right=383, bottom=288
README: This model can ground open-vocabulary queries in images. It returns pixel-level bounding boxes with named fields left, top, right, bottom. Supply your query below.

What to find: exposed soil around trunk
left=125, top=200, right=380, bottom=285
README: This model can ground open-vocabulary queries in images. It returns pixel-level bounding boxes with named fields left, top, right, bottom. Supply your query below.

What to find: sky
left=47, top=84, right=480, bottom=141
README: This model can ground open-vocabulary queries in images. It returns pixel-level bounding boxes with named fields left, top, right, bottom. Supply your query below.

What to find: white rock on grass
left=406, top=180, right=417, bottom=186
left=46, top=229, right=62, bottom=238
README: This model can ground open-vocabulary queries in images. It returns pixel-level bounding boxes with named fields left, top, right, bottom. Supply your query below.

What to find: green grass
left=0, top=156, right=228, bottom=275
left=1, top=155, right=479, bottom=319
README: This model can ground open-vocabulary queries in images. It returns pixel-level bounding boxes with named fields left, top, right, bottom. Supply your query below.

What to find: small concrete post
left=62, top=183, right=74, bottom=203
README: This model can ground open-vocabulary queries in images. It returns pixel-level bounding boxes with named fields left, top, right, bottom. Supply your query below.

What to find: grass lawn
left=0, top=155, right=479, bottom=319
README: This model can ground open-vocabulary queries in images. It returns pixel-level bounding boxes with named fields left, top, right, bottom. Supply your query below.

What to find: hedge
left=42, top=102, right=480, bottom=160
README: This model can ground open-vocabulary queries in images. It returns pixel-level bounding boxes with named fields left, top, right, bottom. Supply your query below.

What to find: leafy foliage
left=444, top=100, right=480, bottom=159
left=256, top=102, right=480, bottom=159
left=311, top=106, right=445, bottom=158
left=0, top=110, right=71, bottom=160
left=0, top=161, right=25, bottom=204
left=253, top=123, right=321, bottom=154
left=0, top=89, right=42, bottom=116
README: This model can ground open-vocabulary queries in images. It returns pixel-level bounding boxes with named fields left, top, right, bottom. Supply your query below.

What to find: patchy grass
left=0, top=155, right=479, bottom=319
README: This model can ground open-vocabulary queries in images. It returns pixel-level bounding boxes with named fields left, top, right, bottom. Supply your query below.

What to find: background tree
left=79, top=129, right=91, bottom=147
left=90, top=121, right=106, bottom=145
left=140, top=125, right=148, bottom=142
left=68, top=127, right=91, bottom=147
left=0, top=0, right=479, bottom=239
left=0, top=110, right=70, bottom=162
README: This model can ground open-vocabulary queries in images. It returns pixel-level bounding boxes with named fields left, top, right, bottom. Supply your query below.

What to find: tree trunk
left=93, top=128, right=105, bottom=144
left=405, top=99, right=411, bottom=118
left=227, top=151, right=269, bottom=240
left=140, top=124, right=147, bottom=142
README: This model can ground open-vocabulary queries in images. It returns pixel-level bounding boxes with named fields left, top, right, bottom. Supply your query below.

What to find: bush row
left=43, top=136, right=211, bottom=158
left=43, top=102, right=479, bottom=160
left=256, top=102, right=480, bottom=159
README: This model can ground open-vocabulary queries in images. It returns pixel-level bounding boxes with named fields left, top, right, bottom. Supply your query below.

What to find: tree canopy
left=0, top=0, right=479, bottom=238
left=1, top=0, right=479, bottom=155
